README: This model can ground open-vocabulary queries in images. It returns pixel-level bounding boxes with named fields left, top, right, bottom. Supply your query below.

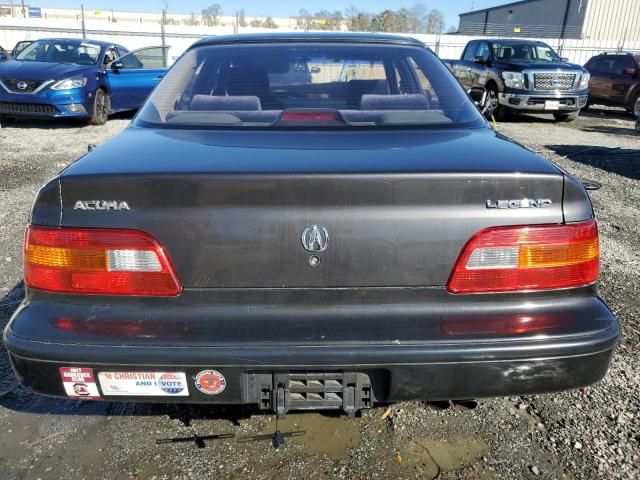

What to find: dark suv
left=585, top=52, right=640, bottom=113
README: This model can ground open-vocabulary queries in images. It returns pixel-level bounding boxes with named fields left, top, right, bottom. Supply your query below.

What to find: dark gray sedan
left=3, top=33, right=618, bottom=416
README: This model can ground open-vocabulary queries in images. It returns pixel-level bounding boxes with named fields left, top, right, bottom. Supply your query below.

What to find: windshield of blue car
left=16, top=40, right=102, bottom=65
left=492, top=43, right=561, bottom=62
left=136, top=43, right=485, bottom=129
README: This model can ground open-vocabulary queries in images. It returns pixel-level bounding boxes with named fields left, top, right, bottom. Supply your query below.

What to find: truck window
left=615, top=56, right=635, bottom=73
left=462, top=42, right=478, bottom=62
left=476, top=43, right=491, bottom=62
left=492, top=43, right=560, bottom=62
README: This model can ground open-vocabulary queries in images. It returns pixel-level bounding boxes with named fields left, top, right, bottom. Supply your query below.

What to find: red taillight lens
left=447, top=220, right=599, bottom=294
left=440, top=314, right=566, bottom=336
left=24, top=226, right=182, bottom=296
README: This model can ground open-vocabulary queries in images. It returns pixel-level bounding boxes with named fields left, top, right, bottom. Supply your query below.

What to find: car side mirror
left=624, top=67, right=637, bottom=76
left=111, top=60, right=124, bottom=71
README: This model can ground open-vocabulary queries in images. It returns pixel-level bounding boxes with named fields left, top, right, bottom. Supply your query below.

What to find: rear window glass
left=136, top=43, right=483, bottom=129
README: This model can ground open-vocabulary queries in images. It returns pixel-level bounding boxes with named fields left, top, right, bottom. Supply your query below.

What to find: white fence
left=1, top=16, right=639, bottom=66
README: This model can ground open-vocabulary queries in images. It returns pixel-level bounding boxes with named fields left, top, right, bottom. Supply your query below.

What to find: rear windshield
left=16, top=40, right=101, bottom=65
left=492, top=42, right=560, bottom=62
left=136, top=43, right=484, bottom=129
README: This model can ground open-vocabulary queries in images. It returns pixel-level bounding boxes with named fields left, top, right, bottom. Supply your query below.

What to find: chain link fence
left=2, top=17, right=639, bottom=67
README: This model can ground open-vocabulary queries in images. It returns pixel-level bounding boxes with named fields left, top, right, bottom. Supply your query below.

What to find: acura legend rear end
left=4, top=33, right=618, bottom=416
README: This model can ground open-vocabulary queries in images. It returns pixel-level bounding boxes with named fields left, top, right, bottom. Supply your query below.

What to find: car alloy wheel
left=89, top=89, right=110, bottom=126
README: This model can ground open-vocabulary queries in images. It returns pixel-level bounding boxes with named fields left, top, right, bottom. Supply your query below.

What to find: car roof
left=190, top=32, right=426, bottom=50
left=593, top=51, right=640, bottom=57
left=482, top=38, right=548, bottom=44
left=26, top=37, right=115, bottom=48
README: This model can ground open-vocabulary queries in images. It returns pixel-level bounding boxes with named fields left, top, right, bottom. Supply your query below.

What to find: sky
left=27, top=1, right=510, bottom=29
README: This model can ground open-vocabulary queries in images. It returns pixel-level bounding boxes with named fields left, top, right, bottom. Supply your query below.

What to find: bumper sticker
left=98, top=372, right=189, bottom=397
left=59, top=367, right=101, bottom=400
left=194, top=370, right=226, bottom=395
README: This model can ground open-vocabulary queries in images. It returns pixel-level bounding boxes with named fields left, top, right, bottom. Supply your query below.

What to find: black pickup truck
left=446, top=39, right=590, bottom=122
left=4, top=33, right=618, bottom=417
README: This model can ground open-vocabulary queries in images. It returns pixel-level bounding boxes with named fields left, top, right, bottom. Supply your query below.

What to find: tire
left=625, top=91, right=640, bottom=117
left=553, top=111, right=579, bottom=122
left=484, top=85, right=510, bottom=121
left=88, top=89, right=109, bottom=126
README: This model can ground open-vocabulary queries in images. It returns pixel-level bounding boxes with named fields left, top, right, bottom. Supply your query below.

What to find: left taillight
left=24, top=225, right=182, bottom=296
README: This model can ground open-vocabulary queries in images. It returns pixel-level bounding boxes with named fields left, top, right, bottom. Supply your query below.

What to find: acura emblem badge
left=301, top=225, right=329, bottom=252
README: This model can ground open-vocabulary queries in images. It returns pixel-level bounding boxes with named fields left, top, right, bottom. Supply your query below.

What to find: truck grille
left=1, top=78, right=45, bottom=93
left=0, top=102, right=57, bottom=114
left=533, top=73, right=576, bottom=91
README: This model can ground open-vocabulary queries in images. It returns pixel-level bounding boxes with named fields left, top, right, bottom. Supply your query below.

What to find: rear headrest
left=191, top=95, right=262, bottom=111
left=360, top=94, right=430, bottom=110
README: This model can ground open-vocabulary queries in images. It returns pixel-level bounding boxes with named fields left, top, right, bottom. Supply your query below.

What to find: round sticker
left=194, top=370, right=226, bottom=395
left=158, top=373, right=186, bottom=395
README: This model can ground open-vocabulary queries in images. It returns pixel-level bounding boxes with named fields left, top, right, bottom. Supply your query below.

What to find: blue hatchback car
left=0, top=38, right=168, bottom=125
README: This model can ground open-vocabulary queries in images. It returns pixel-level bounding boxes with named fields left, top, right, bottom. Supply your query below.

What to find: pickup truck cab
left=4, top=33, right=618, bottom=417
left=447, top=39, right=590, bottom=122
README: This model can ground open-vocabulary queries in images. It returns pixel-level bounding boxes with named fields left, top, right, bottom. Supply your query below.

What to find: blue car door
left=106, top=46, right=168, bottom=111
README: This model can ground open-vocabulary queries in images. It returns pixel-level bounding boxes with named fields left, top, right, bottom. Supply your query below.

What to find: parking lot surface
left=0, top=110, right=638, bottom=480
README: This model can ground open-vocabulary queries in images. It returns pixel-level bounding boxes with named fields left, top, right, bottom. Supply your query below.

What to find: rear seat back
left=360, top=94, right=430, bottom=110
left=191, top=95, right=262, bottom=111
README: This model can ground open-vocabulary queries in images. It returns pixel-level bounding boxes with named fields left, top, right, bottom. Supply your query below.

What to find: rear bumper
left=3, top=289, right=620, bottom=410
left=6, top=330, right=618, bottom=403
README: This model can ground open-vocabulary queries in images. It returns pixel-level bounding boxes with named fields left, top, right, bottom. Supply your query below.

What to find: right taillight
left=447, top=220, right=599, bottom=294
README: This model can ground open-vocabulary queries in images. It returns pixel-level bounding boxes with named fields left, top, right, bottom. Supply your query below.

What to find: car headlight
left=502, top=71, right=524, bottom=89
left=578, top=72, right=590, bottom=90
left=50, top=76, right=88, bottom=90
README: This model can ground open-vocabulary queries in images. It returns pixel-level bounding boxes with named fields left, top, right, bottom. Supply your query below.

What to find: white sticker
left=59, top=367, right=101, bottom=400
left=98, top=372, right=189, bottom=396
left=545, top=100, right=561, bottom=110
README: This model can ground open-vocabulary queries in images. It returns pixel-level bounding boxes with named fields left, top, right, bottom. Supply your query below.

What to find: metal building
left=458, top=0, right=640, bottom=41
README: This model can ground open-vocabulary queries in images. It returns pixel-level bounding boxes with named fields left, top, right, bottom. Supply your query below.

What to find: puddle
left=403, top=435, right=489, bottom=475
left=263, top=413, right=361, bottom=458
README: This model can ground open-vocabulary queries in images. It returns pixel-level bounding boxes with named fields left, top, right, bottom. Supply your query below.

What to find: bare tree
left=239, top=8, right=247, bottom=27
left=183, top=11, right=200, bottom=26
left=201, top=4, right=222, bottom=26
left=426, top=9, right=445, bottom=34
left=262, top=16, right=278, bottom=28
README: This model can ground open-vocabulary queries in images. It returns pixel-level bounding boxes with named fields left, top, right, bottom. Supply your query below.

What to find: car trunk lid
left=57, top=127, right=565, bottom=288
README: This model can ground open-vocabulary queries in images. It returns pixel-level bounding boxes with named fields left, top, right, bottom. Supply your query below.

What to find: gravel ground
left=0, top=109, right=638, bottom=480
